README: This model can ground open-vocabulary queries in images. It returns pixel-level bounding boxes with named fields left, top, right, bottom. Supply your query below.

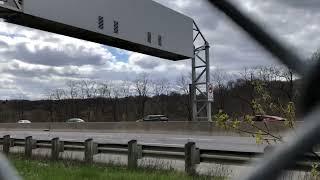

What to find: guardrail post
left=32, top=140, right=37, bottom=149
left=185, top=142, right=197, bottom=176
left=3, top=135, right=10, bottom=155
left=10, top=138, right=14, bottom=147
left=59, top=141, right=64, bottom=153
left=195, top=148, right=200, bottom=164
left=25, top=136, right=33, bottom=158
left=51, top=138, right=60, bottom=161
left=84, top=139, right=95, bottom=163
left=128, top=140, right=139, bottom=169
left=137, top=145, right=143, bottom=159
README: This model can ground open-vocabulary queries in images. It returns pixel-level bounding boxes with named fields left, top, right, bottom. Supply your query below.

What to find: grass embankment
left=10, top=156, right=221, bottom=180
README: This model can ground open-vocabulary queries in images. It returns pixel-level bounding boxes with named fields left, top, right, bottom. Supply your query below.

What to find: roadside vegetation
left=10, top=156, right=223, bottom=180
left=213, top=59, right=320, bottom=179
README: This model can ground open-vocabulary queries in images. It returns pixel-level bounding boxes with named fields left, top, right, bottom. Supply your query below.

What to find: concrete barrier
left=0, top=121, right=296, bottom=136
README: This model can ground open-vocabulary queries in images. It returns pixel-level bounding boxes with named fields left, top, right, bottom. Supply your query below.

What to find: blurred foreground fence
left=0, top=135, right=319, bottom=175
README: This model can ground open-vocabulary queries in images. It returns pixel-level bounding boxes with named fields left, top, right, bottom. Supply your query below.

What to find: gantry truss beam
left=192, top=21, right=212, bottom=121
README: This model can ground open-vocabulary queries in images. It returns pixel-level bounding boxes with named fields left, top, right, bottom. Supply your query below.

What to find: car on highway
left=66, top=118, right=85, bottom=123
left=17, top=120, right=31, bottom=124
left=136, top=115, right=169, bottom=122
left=253, top=115, right=285, bottom=122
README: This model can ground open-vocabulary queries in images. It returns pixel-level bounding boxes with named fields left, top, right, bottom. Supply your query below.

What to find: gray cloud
left=133, top=59, right=162, bottom=70
left=1, top=42, right=110, bottom=66
left=275, top=0, right=320, bottom=9
left=2, top=61, right=83, bottom=78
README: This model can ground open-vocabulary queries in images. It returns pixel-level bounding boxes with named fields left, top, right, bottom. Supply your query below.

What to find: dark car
left=136, top=115, right=169, bottom=122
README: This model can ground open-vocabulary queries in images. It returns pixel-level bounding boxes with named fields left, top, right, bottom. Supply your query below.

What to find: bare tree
left=311, top=49, right=320, bottom=63
left=176, top=74, right=191, bottom=94
left=43, top=89, right=55, bottom=122
left=78, top=80, right=100, bottom=122
left=176, top=74, right=192, bottom=121
left=118, top=80, right=132, bottom=121
left=79, top=80, right=99, bottom=99
left=110, top=82, right=121, bottom=122
left=254, top=66, right=297, bottom=103
left=279, top=68, right=296, bottom=101
left=211, top=69, right=229, bottom=110
left=93, top=82, right=111, bottom=122
left=66, top=80, right=80, bottom=99
left=49, top=88, right=67, bottom=122
left=119, top=80, right=132, bottom=98
left=254, top=66, right=281, bottom=82
left=97, top=82, right=112, bottom=98
left=153, top=78, right=170, bottom=96
left=65, top=80, right=81, bottom=118
left=14, top=94, right=27, bottom=121
left=52, top=89, right=66, bottom=100
left=152, top=78, right=170, bottom=115
left=231, top=68, right=257, bottom=114
left=134, top=74, right=150, bottom=118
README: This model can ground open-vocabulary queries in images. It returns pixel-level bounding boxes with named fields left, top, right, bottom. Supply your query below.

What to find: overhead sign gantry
left=0, top=0, right=212, bottom=121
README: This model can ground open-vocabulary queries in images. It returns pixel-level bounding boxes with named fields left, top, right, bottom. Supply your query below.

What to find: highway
left=0, top=130, right=266, bottom=152
left=1, top=130, right=295, bottom=178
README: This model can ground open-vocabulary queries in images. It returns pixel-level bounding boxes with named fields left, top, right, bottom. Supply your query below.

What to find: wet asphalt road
left=0, top=130, right=266, bottom=152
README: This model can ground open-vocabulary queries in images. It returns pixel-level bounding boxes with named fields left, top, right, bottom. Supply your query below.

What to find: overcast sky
left=0, top=0, right=319, bottom=99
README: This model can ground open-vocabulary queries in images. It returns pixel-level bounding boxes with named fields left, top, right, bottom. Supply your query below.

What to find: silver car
left=17, top=120, right=31, bottom=124
left=66, top=118, right=85, bottom=123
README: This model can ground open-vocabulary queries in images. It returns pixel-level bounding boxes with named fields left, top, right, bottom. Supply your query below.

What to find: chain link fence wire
left=207, top=0, right=320, bottom=179
left=0, top=153, right=21, bottom=180
left=0, top=1, right=317, bottom=180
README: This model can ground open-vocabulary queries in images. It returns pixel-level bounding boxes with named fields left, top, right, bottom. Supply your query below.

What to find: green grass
left=10, top=156, right=221, bottom=180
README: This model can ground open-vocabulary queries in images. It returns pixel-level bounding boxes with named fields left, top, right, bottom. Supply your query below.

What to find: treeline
left=212, top=66, right=299, bottom=118
left=0, top=74, right=192, bottom=122
left=0, top=66, right=301, bottom=123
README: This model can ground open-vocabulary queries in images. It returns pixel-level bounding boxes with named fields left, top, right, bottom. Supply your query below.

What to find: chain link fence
left=207, top=0, right=320, bottom=179
left=0, top=0, right=317, bottom=179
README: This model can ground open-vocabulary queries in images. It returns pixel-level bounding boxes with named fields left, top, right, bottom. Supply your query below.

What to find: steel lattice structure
left=192, top=21, right=212, bottom=122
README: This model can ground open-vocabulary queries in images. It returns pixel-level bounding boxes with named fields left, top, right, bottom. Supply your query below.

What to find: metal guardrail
left=0, top=135, right=319, bottom=176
